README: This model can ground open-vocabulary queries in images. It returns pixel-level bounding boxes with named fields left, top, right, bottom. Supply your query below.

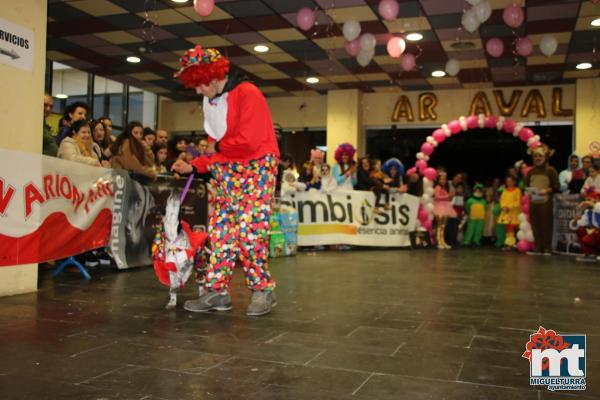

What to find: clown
left=463, top=183, right=487, bottom=246
left=171, top=45, right=280, bottom=316
left=332, top=143, right=357, bottom=191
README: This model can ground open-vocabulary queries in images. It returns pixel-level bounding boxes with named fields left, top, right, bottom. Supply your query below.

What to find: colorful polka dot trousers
left=206, top=154, right=277, bottom=292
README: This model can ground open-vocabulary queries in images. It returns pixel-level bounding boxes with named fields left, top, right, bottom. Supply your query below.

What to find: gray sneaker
left=184, top=290, right=232, bottom=313
left=246, top=291, right=277, bottom=317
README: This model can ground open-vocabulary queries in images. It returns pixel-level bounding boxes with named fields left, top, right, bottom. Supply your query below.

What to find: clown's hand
left=171, top=159, right=193, bottom=174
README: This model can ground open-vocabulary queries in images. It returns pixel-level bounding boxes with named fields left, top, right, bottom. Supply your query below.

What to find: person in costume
left=382, top=158, right=406, bottom=193
left=319, top=164, right=338, bottom=193
left=497, top=176, right=522, bottom=249
left=559, top=154, right=585, bottom=194
left=483, top=187, right=502, bottom=246
left=463, top=183, right=487, bottom=246
left=332, top=143, right=357, bottom=191
left=433, top=171, right=456, bottom=249
left=572, top=192, right=600, bottom=262
left=525, top=145, right=560, bottom=256
left=171, top=45, right=279, bottom=316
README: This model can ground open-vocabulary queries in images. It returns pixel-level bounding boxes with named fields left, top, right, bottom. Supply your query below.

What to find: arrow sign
left=0, top=46, right=19, bottom=60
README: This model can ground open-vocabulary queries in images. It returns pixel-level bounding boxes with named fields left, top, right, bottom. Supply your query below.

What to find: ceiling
left=47, top=0, right=600, bottom=101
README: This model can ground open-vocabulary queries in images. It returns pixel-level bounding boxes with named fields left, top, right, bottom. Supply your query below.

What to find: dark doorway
left=279, top=129, right=326, bottom=169
left=367, top=124, right=573, bottom=184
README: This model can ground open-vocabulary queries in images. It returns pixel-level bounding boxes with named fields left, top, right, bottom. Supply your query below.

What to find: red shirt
left=191, top=82, right=279, bottom=173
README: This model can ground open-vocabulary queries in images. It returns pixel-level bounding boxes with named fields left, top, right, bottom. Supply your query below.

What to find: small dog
left=153, top=191, right=210, bottom=309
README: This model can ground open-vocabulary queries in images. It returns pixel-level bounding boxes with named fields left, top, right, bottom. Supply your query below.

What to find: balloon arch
left=408, top=114, right=543, bottom=253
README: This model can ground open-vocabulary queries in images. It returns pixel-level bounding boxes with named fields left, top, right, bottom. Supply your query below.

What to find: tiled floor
left=0, top=249, right=598, bottom=399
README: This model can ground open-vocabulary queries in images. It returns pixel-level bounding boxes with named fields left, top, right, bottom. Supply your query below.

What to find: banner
left=553, top=193, right=583, bottom=255
left=0, top=149, right=113, bottom=266
left=110, top=174, right=209, bottom=269
left=281, top=191, right=419, bottom=247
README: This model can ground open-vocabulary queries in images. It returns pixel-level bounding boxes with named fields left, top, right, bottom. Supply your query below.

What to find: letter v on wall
left=0, top=178, right=16, bottom=215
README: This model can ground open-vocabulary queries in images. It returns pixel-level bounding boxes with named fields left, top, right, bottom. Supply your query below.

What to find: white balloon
left=421, top=194, right=431, bottom=203
left=356, top=48, right=374, bottom=66
left=359, top=33, right=376, bottom=51
left=416, top=152, right=426, bottom=160
left=516, top=231, right=524, bottom=241
left=525, top=231, right=534, bottom=243
left=474, top=0, right=492, bottom=23
left=423, top=180, right=433, bottom=190
left=343, top=19, right=361, bottom=42
left=425, top=203, right=434, bottom=212
left=445, top=58, right=460, bottom=76
left=425, top=187, right=434, bottom=196
left=462, top=9, right=480, bottom=33
left=466, top=0, right=480, bottom=5
left=540, top=35, right=558, bottom=57
left=518, top=213, right=527, bottom=223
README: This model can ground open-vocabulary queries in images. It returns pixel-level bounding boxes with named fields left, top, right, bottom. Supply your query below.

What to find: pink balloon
left=423, top=167, right=437, bottom=181
left=418, top=208, right=428, bottom=221
left=502, top=119, right=516, bottom=133
left=432, top=128, right=446, bottom=144
left=518, top=127, right=534, bottom=142
left=521, top=195, right=530, bottom=207
left=387, top=37, right=406, bottom=58
left=296, top=7, right=315, bottom=31
left=484, top=115, right=498, bottom=129
left=521, top=202, right=529, bottom=215
left=400, top=53, right=416, bottom=71
left=421, top=142, right=434, bottom=156
left=193, top=0, right=214, bottom=17
left=516, top=37, right=533, bottom=57
left=466, top=116, right=479, bottom=129
left=503, top=5, right=524, bottom=28
left=422, top=219, right=433, bottom=231
left=516, top=240, right=530, bottom=254
left=486, top=38, right=504, bottom=58
left=448, top=120, right=462, bottom=134
left=415, top=159, right=427, bottom=173
left=378, top=0, right=399, bottom=21
left=345, top=39, right=360, bottom=56
left=407, top=167, right=417, bottom=176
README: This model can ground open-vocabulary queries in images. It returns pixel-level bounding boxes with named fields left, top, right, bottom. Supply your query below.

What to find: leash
left=179, top=173, right=195, bottom=203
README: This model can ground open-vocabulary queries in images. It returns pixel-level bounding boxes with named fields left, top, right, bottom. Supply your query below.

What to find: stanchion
left=52, top=256, right=91, bottom=281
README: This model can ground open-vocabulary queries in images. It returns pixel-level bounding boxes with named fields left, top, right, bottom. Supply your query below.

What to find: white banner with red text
left=280, top=190, right=420, bottom=247
left=0, top=149, right=113, bottom=266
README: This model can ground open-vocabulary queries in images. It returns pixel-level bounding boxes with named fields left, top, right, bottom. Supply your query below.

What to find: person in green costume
left=464, top=183, right=487, bottom=246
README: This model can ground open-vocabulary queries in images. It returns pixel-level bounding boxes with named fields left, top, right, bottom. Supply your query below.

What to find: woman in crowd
left=143, top=127, right=156, bottom=149
left=332, top=143, right=357, bottom=191
left=356, top=157, right=388, bottom=214
left=582, top=164, right=600, bottom=196
left=111, top=120, right=156, bottom=181
left=90, top=119, right=112, bottom=162
left=153, top=143, right=168, bottom=175
left=382, top=158, right=406, bottom=193
left=433, top=171, right=456, bottom=249
left=57, top=119, right=106, bottom=167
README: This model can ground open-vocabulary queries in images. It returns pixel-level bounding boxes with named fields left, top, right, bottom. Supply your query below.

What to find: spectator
left=100, top=117, right=115, bottom=143
left=198, top=136, right=210, bottom=155
left=298, top=161, right=320, bottom=190
left=153, top=143, right=168, bottom=175
left=90, top=120, right=112, bottom=161
left=433, top=171, right=456, bottom=249
left=356, top=157, right=388, bottom=213
left=559, top=154, right=586, bottom=193
left=155, top=129, right=168, bottom=146
left=57, top=120, right=104, bottom=167
left=281, top=170, right=306, bottom=197
left=581, top=164, right=600, bottom=196
left=382, top=158, right=406, bottom=193
left=143, top=127, right=156, bottom=148
left=582, top=155, right=594, bottom=177
left=319, top=164, right=338, bottom=193
left=370, top=159, right=391, bottom=210
left=56, top=101, right=88, bottom=145
left=111, top=121, right=156, bottom=181
left=42, top=92, right=57, bottom=157
left=276, top=153, right=294, bottom=194
left=332, top=143, right=357, bottom=191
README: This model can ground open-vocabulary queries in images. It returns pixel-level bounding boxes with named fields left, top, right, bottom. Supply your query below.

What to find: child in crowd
left=153, top=143, right=168, bottom=174
left=370, top=159, right=391, bottom=210
left=319, top=164, right=338, bottom=193
left=280, top=170, right=307, bottom=197
left=332, top=143, right=357, bottom=191
left=356, top=157, right=388, bottom=214
left=447, top=183, right=464, bottom=246
left=572, top=193, right=600, bottom=262
left=143, top=127, right=156, bottom=149
left=498, top=175, right=522, bottom=249
left=299, top=161, right=320, bottom=191
left=463, top=183, right=487, bottom=246
left=433, top=171, right=456, bottom=249
left=483, top=187, right=502, bottom=246
left=581, top=164, right=600, bottom=196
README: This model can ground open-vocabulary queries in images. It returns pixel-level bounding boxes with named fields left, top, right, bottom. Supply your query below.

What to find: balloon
left=486, top=38, right=504, bottom=58
left=418, top=208, right=428, bottom=221
left=474, top=0, right=492, bottom=23
left=423, top=167, right=437, bottom=181
left=356, top=48, right=374, bottom=67
left=525, top=231, right=534, bottom=243
left=518, top=127, right=534, bottom=142
left=425, top=187, right=434, bottom=196
left=461, top=9, right=480, bottom=33
left=378, top=0, right=399, bottom=21
left=422, top=219, right=433, bottom=231
left=432, top=129, right=446, bottom=144
left=445, top=58, right=460, bottom=77
left=360, top=33, right=376, bottom=51
left=516, top=231, right=524, bottom=241
left=343, top=19, right=361, bottom=42
left=516, top=37, right=533, bottom=57
left=484, top=115, right=498, bottom=129
left=448, top=120, right=462, bottom=134
left=466, top=115, right=479, bottom=129
left=193, top=0, right=214, bottom=17
left=400, top=53, right=416, bottom=71
left=421, top=194, right=431, bottom=203
left=407, top=167, right=417, bottom=176
left=296, top=8, right=315, bottom=31
left=421, top=142, right=434, bottom=156
left=415, top=159, right=427, bottom=172
left=502, top=119, right=516, bottom=133
left=503, top=4, right=524, bottom=28
left=425, top=203, right=434, bottom=212
left=521, top=202, right=529, bottom=215
left=387, top=37, right=406, bottom=58
left=516, top=240, right=530, bottom=253
left=521, top=195, right=530, bottom=208
left=345, top=39, right=360, bottom=56
left=540, top=35, right=558, bottom=57
left=466, top=0, right=480, bottom=5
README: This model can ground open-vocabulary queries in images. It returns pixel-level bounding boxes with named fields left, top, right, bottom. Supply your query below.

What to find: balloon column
left=516, top=195, right=535, bottom=253
left=408, top=114, right=546, bottom=237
